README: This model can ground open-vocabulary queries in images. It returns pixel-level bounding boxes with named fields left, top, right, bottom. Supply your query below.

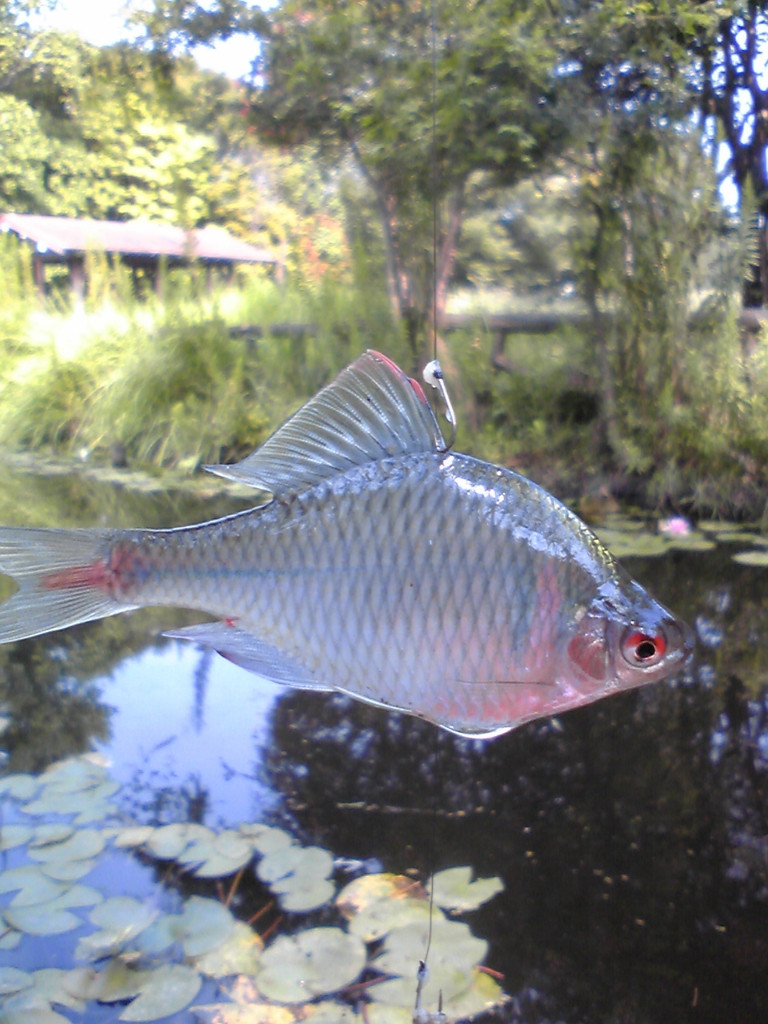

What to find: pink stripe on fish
left=40, top=545, right=145, bottom=596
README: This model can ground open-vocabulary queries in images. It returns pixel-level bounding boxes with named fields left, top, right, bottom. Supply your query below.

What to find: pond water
left=0, top=462, right=767, bottom=1023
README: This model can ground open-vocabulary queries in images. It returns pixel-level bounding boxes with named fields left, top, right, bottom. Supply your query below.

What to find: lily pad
left=0, top=865, right=67, bottom=907
left=45, top=883, right=102, bottom=910
left=133, top=913, right=183, bottom=955
left=0, top=825, right=33, bottom=850
left=113, top=826, right=154, bottom=849
left=31, top=969, right=87, bottom=1012
left=430, top=867, right=504, bottom=913
left=27, top=828, right=104, bottom=863
left=336, top=874, right=420, bottom=918
left=278, top=877, right=336, bottom=913
left=40, top=859, right=97, bottom=882
left=733, top=550, right=768, bottom=566
left=180, top=895, right=235, bottom=956
left=0, top=966, right=33, bottom=995
left=365, top=1007, right=412, bottom=1024
left=77, top=896, right=158, bottom=958
left=256, top=928, right=366, bottom=1002
left=441, top=970, right=507, bottom=1022
left=371, top=917, right=488, bottom=1007
left=119, top=963, right=201, bottom=1021
left=348, top=897, right=438, bottom=942
left=242, top=825, right=294, bottom=855
left=4, top=902, right=83, bottom=935
left=194, top=920, right=264, bottom=978
left=257, top=846, right=335, bottom=911
left=0, top=774, right=39, bottom=800
left=0, top=928, right=22, bottom=949
left=145, top=823, right=193, bottom=860
left=30, top=825, right=75, bottom=848
left=66, top=960, right=150, bottom=1003
left=664, top=533, right=716, bottom=552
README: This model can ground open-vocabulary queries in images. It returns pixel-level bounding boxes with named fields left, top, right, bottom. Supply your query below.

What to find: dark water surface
left=0, top=463, right=768, bottom=1023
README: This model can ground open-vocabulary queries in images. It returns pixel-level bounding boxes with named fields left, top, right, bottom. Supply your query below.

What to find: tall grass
left=0, top=253, right=405, bottom=470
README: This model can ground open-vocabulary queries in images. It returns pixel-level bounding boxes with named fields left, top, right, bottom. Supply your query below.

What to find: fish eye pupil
left=635, top=638, right=657, bottom=661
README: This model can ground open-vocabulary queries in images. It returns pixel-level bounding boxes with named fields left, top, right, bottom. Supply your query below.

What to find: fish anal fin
left=164, top=622, right=332, bottom=692
left=205, top=350, right=444, bottom=498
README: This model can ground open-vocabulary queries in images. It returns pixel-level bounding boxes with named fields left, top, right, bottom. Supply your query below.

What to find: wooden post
left=33, top=252, right=45, bottom=298
left=68, top=257, right=85, bottom=303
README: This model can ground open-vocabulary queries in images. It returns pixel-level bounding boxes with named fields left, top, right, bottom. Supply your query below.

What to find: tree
left=138, top=0, right=560, bottom=355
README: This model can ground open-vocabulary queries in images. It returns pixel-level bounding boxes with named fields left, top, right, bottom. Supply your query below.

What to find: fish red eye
left=622, top=630, right=666, bottom=666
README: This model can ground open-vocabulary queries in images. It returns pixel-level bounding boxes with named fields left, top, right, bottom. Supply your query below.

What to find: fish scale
left=0, top=350, right=692, bottom=737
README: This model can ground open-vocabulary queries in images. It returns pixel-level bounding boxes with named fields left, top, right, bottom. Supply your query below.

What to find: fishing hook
left=423, top=359, right=456, bottom=451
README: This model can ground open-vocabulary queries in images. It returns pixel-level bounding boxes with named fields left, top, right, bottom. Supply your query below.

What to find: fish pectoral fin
left=163, top=622, right=333, bottom=692
left=205, top=350, right=444, bottom=498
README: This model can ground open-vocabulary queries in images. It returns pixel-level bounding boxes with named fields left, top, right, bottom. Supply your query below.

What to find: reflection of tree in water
left=0, top=607, right=196, bottom=774
left=261, top=554, right=768, bottom=1023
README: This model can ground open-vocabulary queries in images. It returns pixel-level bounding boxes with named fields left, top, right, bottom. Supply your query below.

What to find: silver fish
left=0, top=351, right=691, bottom=737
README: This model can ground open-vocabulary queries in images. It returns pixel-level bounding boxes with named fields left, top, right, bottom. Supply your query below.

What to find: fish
left=0, top=350, right=692, bottom=738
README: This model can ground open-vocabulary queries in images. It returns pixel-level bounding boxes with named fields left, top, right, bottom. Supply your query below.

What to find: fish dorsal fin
left=205, top=350, right=445, bottom=497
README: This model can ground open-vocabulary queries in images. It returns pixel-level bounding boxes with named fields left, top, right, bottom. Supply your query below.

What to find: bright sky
left=34, top=0, right=257, bottom=79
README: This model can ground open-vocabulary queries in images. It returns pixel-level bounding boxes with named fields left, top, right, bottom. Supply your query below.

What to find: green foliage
left=0, top=269, right=404, bottom=471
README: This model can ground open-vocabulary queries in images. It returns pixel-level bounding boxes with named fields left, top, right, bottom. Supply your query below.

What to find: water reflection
left=2, top=466, right=768, bottom=1020
left=94, top=639, right=280, bottom=826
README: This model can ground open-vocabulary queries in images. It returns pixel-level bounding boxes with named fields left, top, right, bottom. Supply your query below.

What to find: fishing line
left=422, top=0, right=456, bottom=452
left=414, top=10, right=448, bottom=1020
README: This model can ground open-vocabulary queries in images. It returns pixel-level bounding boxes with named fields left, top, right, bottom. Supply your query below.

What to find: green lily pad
left=430, top=867, right=504, bottom=912
left=336, top=874, right=420, bottom=918
left=278, top=877, right=336, bottom=913
left=194, top=920, right=264, bottom=978
left=26, top=828, right=104, bottom=863
left=441, top=970, right=507, bottom=1022
left=134, top=914, right=184, bottom=955
left=113, top=826, right=155, bottom=849
left=256, top=928, right=366, bottom=1002
left=0, top=966, right=33, bottom=995
left=0, top=865, right=67, bottom=907
left=348, top=897, right=437, bottom=943
left=180, top=896, right=235, bottom=957
left=733, top=550, right=768, bottom=566
left=364, top=1007, right=412, bottom=1024
left=38, top=757, right=109, bottom=794
left=30, top=825, right=75, bottom=848
left=3, top=902, right=83, bottom=935
left=0, top=774, right=38, bottom=800
left=145, top=823, right=193, bottom=860
left=31, top=969, right=87, bottom=1013
left=46, top=883, right=102, bottom=911
left=371, top=917, right=488, bottom=1007
left=66, top=960, right=150, bottom=1003
left=39, top=859, right=97, bottom=882
left=698, top=520, right=747, bottom=533
left=119, top=963, right=201, bottom=1021
left=74, top=800, right=118, bottom=825
left=0, top=825, right=32, bottom=850
left=23, top=783, right=119, bottom=818
left=77, top=896, right=158, bottom=958
left=305, top=1003, right=362, bottom=1023
left=242, top=825, right=293, bottom=855
left=664, top=533, right=715, bottom=552
left=257, top=846, right=335, bottom=911
left=0, top=928, right=22, bottom=949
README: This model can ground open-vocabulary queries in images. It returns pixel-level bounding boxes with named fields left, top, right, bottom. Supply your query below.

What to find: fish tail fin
left=0, top=527, right=133, bottom=642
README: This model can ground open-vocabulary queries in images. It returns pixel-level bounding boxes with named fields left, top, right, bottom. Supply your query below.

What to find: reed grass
left=0, top=253, right=405, bottom=471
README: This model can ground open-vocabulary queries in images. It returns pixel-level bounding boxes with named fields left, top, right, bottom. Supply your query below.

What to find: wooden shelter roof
left=0, top=214, right=275, bottom=264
